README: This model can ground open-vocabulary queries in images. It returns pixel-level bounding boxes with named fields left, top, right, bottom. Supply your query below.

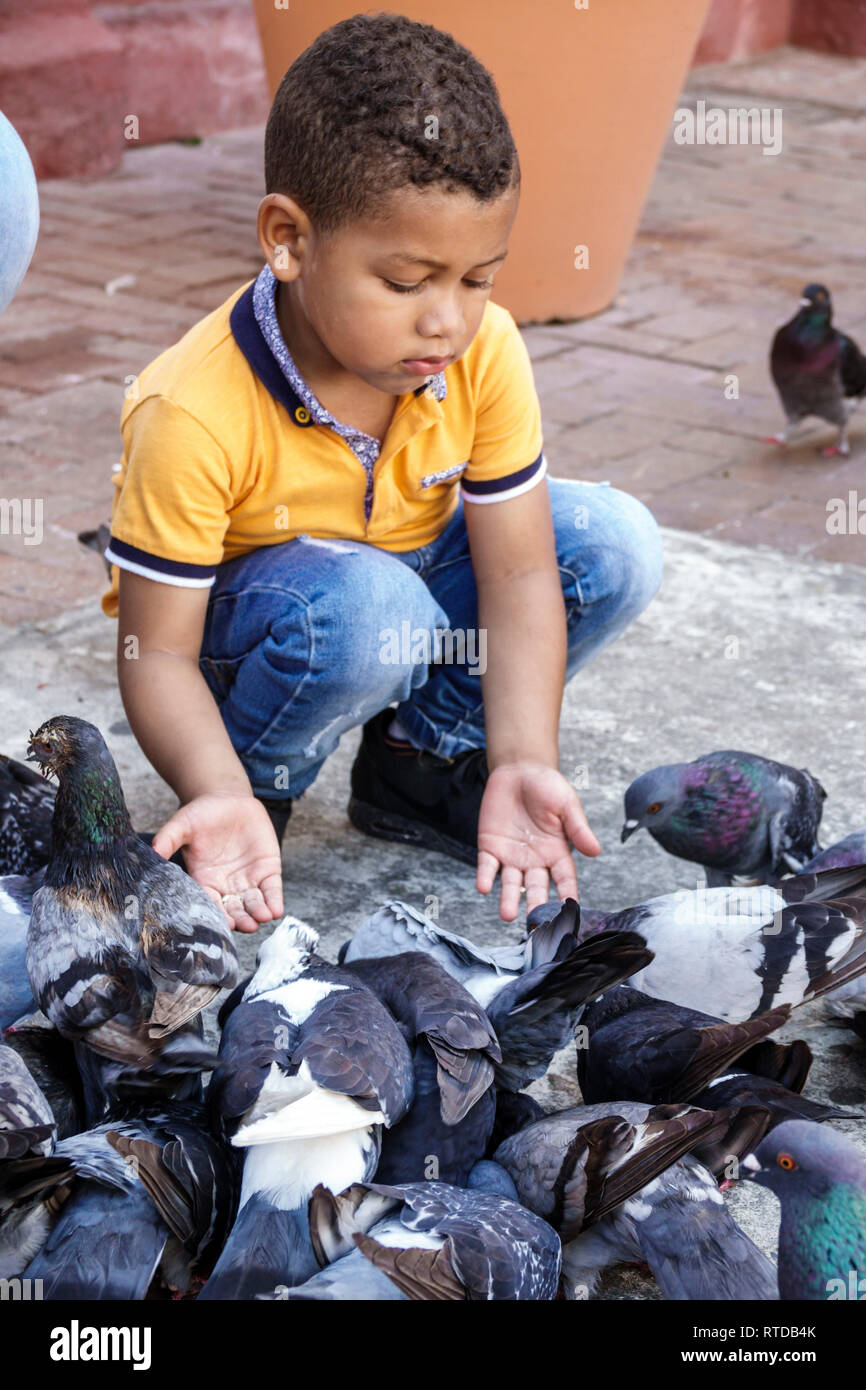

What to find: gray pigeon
left=341, top=899, right=652, bottom=1090
left=801, top=827, right=866, bottom=874
left=11, top=1103, right=236, bottom=1298
left=743, top=1119, right=866, bottom=1300
left=494, top=1100, right=775, bottom=1300
left=343, top=953, right=500, bottom=1187
left=0, top=753, right=55, bottom=876
left=25, top=717, right=238, bottom=1117
left=622, top=750, right=826, bottom=885
left=578, top=985, right=857, bottom=1129
left=766, top=283, right=866, bottom=457
left=569, top=863, right=866, bottom=1022
left=0, top=870, right=40, bottom=1028
left=577, top=985, right=793, bottom=1106
left=0, top=1042, right=55, bottom=1160
left=277, top=1178, right=562, bottom=1301
left=202, top=918, right=415, bottom=1300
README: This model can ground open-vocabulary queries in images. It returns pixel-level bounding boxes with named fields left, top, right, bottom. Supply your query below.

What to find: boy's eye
left=383, top=277, right=494, bottom=294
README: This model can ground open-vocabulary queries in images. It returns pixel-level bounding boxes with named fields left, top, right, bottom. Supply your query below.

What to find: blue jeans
left=0, top=112, right=40, bottom=318
left=199, top=479, right=663, bottom=800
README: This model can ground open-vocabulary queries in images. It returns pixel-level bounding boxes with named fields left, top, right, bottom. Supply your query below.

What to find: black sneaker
left=256, top=796, right=293, bottom=846
left=348, top=710, right=487, bottom=865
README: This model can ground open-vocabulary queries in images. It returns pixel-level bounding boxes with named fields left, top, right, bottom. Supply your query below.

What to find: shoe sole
left=347, top=796, right=477, bottom=867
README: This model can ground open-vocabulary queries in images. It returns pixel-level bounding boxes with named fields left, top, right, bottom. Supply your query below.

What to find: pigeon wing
left=0, top=1043, right=55, bottom=1158
left=296, top=985, right=414, bottom=1128
left=344, top=953, right=500, bottom=1124
left=137, top=859, right=238, bottom=1036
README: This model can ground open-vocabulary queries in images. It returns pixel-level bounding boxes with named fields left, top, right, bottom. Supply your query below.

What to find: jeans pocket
left=199, top=654, right=243, bottom=704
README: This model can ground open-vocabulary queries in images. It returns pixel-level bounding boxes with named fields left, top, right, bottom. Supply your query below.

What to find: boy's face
left=261, top=184, right=519, bottom=394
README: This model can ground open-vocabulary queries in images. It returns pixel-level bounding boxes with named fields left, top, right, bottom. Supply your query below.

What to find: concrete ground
left=1, top=44, right=865, bottom=1297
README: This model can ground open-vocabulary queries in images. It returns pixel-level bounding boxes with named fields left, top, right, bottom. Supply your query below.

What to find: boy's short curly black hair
left=264, top=11, right=519, bottom=234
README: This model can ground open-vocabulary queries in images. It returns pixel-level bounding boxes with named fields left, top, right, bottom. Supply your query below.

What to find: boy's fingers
left=550, top=853, right=579, bottom=905
left=261, top=875, right=284, bottom=921
left=498, top=865, right=524, bottom=922
left=201, top=883, right=232, bottom=926
left=562, top=799, right=601, bottom=858
left=524, top=865, right=551, bottom=916
left=151, top=814, right=187, bottom=861
left=476, top=848, right=499, bottom=895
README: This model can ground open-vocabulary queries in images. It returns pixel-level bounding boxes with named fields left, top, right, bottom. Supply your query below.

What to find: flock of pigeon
left=1, top=718, right=866, bottom=1302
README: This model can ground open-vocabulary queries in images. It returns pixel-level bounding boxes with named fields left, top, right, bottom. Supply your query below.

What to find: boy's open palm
left=476, top=762, right=601, bottom=922
left=152, top=792, right=284, bottom=933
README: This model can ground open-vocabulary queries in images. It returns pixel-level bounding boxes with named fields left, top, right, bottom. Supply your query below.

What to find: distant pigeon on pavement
left=578, top=985, right=792, bottom=1105
left=493, top=1100, right=774, bottom=1299
left=278, top=1178, right=562, bottom=1301
left=24, top=717, right=237, bottom=1111
left=562, top=864, right=866, bottom=1021
left=0, top=754, right=55, bottom=876
left=203, top=919, right=414, bottom=1300
left=743, top=1119, right=866, bottom=1300
left=621, top=750, right=826, bottom=885
left=342, top=899, right=652, bottom=1090
left=766, top=283, right=866, bottom=457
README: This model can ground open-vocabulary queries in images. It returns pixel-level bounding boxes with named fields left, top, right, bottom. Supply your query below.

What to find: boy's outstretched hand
left=152, top=791, right=284, bottom=933
left=476, top=762, right=601, bottom=922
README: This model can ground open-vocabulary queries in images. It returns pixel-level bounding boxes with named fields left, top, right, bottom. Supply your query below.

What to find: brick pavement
left=1, top=45, right=865, bottom=626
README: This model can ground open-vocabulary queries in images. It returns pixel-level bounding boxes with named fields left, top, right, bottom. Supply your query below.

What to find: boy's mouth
left=401, top=354, right=452, bottom=375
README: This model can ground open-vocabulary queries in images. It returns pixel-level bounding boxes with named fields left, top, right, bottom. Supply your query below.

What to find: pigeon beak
left=798, top=297, right=812, bottom=307
left=740, top=1153, right=762, bottom=1176
left=621, top=819, right=640, bottom=843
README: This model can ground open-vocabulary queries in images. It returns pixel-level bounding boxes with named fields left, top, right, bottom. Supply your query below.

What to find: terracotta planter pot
left=252, top=0, right=711, bottom=323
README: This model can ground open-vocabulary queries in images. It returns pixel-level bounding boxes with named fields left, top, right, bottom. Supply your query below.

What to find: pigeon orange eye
left=647, top=803, right=661, bottom=815
left=778, top=1154, right=797, bottom=1170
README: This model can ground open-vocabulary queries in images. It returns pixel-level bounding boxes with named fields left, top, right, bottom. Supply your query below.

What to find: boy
left=104, top=13, right=663, bottom=933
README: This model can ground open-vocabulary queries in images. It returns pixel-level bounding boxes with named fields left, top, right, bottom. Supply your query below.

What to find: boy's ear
left=257, top=193, right=309, bottom=281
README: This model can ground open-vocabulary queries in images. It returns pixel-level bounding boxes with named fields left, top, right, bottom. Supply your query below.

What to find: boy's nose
left=416, top=300, right=465, bottom=345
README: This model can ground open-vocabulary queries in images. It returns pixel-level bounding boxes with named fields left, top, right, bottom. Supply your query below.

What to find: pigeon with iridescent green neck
left=24, top=716, right=237, bottom=1119
left=622, top=750, right=826, bottom=886
left=743, top=1120, right=866, bottom=1300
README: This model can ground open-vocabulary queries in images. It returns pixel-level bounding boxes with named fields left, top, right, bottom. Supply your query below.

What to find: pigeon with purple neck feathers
left=743, top=1120, right=866, bottom=1300
left=621, top=750, right=826, bottom=886
left=765, top=283, right=866, bottom=457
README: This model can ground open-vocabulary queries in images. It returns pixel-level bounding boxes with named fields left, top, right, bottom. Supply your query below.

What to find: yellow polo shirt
left=102, top=277, right=545, bottom=616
